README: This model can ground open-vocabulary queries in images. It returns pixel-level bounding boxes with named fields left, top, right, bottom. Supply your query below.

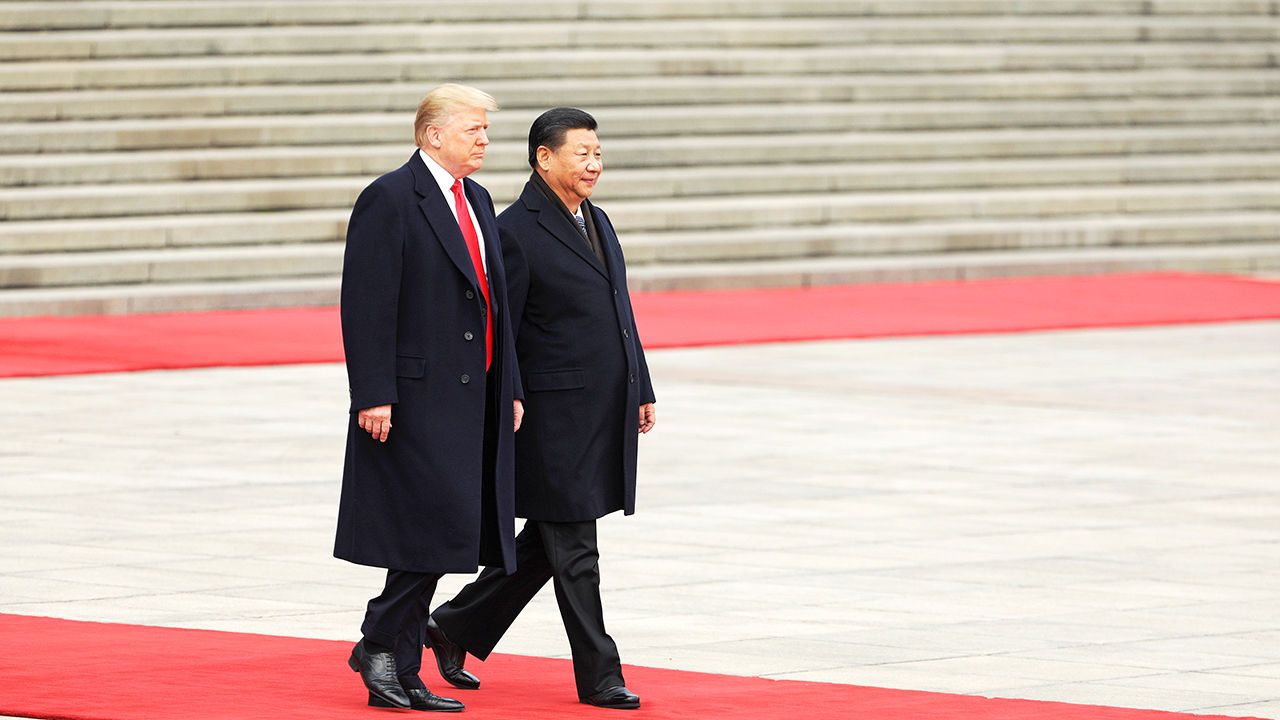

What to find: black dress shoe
left=369, top=688, right=464, bottom=712
left=581, top=685, right=640, bottom=709
left=348, top=641, right=410, bottom=708
left=424, top=615, right=480, bottom=690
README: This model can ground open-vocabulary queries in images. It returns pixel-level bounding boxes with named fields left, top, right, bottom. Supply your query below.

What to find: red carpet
left=0, top=614, right=1264, bottom=720
left=2, top=273, right=1279, bottom=378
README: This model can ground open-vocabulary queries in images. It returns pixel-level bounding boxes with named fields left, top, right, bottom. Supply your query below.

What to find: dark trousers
left=433, top=519, right=623, bottom=698
left=361, top=570, right=442, bottom=691
left=360, top=368, right=497, bottom=693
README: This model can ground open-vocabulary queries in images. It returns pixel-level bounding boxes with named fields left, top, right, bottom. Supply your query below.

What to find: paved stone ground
left=1, top=322, right=1277, bottom=718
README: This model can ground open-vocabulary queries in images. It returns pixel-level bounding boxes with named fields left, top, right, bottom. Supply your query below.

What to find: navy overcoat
left=498, top=181, right=656, bottom=522
left=335, top=151, right=520, bottom=574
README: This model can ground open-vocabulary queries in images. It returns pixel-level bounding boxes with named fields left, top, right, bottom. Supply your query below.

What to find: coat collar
left=519, top=180, right=609, bottom=279
left=407, top=151, right=488, bottom=293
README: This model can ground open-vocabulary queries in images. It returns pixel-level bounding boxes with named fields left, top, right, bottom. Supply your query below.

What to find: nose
left=587, top=157, right=602, bottom=172
left=477, top=129, right=489, bottom=146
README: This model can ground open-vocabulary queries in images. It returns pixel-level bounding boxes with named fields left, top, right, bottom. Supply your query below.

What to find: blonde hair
left=414, top=83, right=499, bottom=146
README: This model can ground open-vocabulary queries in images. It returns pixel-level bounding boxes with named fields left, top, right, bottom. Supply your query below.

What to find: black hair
left=528, top=107, right=598, bottom=169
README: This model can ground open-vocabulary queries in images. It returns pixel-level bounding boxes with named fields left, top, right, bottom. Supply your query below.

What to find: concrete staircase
left=1, top=0, right=1278, bottom=315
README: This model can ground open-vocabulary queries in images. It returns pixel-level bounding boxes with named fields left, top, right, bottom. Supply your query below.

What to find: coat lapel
left=522, top=183, right=608, bottom=280
left=588, top=201, right=622, bottom=284
left=408, top=152, right=481, bottom=290
left=466, top=179, right=502, bottom=318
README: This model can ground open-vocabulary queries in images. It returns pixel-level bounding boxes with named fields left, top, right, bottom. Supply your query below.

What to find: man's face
left=427, top=106, right=490, bottom=179
left=541, top=128, right=602, bottom=207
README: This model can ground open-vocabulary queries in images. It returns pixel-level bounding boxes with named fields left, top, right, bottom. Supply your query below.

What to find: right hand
left=357, top=404, right=392, bottom=443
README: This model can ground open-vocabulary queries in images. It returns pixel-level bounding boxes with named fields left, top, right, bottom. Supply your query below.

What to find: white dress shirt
left=418, top=148, right=487, bottom=271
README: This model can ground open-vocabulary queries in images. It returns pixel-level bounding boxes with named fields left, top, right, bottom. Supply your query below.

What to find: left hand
left=514, top=400, right=524, bottom=432
left=638, top=403, right=656, bottom=434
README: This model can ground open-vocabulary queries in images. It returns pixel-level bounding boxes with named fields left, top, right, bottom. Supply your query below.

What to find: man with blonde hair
left=336, top=83, right=523, bottom=713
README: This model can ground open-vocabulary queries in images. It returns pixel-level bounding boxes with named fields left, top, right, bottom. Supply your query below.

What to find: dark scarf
left=530, top=171, right=605, bottom=264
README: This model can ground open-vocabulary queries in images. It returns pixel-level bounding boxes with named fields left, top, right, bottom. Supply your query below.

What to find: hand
left=357, top=404, right=392, bottom=443
left=513, top=399, right=524, bottom=432
left=638, top=403, right=656, bottom=434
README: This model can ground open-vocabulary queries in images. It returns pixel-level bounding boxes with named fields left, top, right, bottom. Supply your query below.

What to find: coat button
left=629, top=373, right=636, bottom=384
left=464, top=331, right=474, bottom=341
left=623, top=328, right=630, bottom=338
left=460, top=374, right=471, bottom=384
left=465, top=290, right=475, bottom=300
left=613, top=288, right=618, bottom=295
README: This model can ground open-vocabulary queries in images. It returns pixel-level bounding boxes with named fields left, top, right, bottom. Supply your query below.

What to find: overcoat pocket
left=525, top=369, right=586, bottom=392
left=395, top=355, right=426, bottom=378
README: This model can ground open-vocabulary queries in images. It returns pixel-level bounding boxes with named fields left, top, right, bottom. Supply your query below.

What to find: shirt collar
left=418, top=148, right=460, bottom=197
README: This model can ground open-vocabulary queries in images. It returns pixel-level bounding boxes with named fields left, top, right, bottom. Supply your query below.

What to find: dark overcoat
left=498, top=181, right=656, bottom=522
left=334, top=151, right=520, bottom=574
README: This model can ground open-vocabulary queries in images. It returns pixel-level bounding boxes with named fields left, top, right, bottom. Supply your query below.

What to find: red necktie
left=451, top=180, right=492, bottom=370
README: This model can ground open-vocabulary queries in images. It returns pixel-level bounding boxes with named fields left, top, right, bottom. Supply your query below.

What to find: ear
left=536, top=146, right=554, bottom=172
left=425, top=126, right=443, bottom=149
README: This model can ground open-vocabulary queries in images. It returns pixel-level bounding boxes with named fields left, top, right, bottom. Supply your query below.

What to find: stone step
left=6, top=98, right=1280, bottom=154
left=9, top=129, right=1280, bottom=185
left=5, top=70, right=1277, bottom=123
left=599, top=182, right=1280, bottom=232
left=1, top=1, right=1270, bottom=32
left=624, top=241, right=1280, bottom=290
left=622, top=213, right=1280, bottom=264
left=3, top=240, right=1277, bottom=316
left=0, top=244, right=345, bottom=289
left=5, top=204, right=1279, bottom=259
left=5, top=212, right=1278, bottom=290
left=0, top=210, right=347, bottom=255
left=4, top=17, right=1277, bottom=61
left=6, top=154, right=1280, bottom=218
left=10, top=132, right=1280, bottom=187
left=0, top=277, right=342, bottom=316
left=3, top=182, right=1278, bottom=249
left=2, top=44, right=1273, bottom=92
left=6, top=125, right=1279, bottom=191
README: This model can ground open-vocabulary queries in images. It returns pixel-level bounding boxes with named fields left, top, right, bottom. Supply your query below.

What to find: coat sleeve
left=499, top=224, right=529, bottom=399
left=499, top=225, right=530, bottom=346
left=632, top=314, right=656, bottom=405
left=340, top=181, right=404, bottom=412
left=595, top=206, right=656, bottom=405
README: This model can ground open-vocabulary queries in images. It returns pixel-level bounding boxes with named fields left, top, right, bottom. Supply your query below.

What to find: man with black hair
left=425, top=107, right=656, bottom=710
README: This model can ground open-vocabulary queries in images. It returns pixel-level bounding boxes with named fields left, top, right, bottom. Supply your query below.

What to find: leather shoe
left=424, top=615, right=480, bottom=690
left=369, top=688, right=464, bottom=712
left=348, top=640, right=410, bottom=708
left=581, top=685, right=640, bottom=709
